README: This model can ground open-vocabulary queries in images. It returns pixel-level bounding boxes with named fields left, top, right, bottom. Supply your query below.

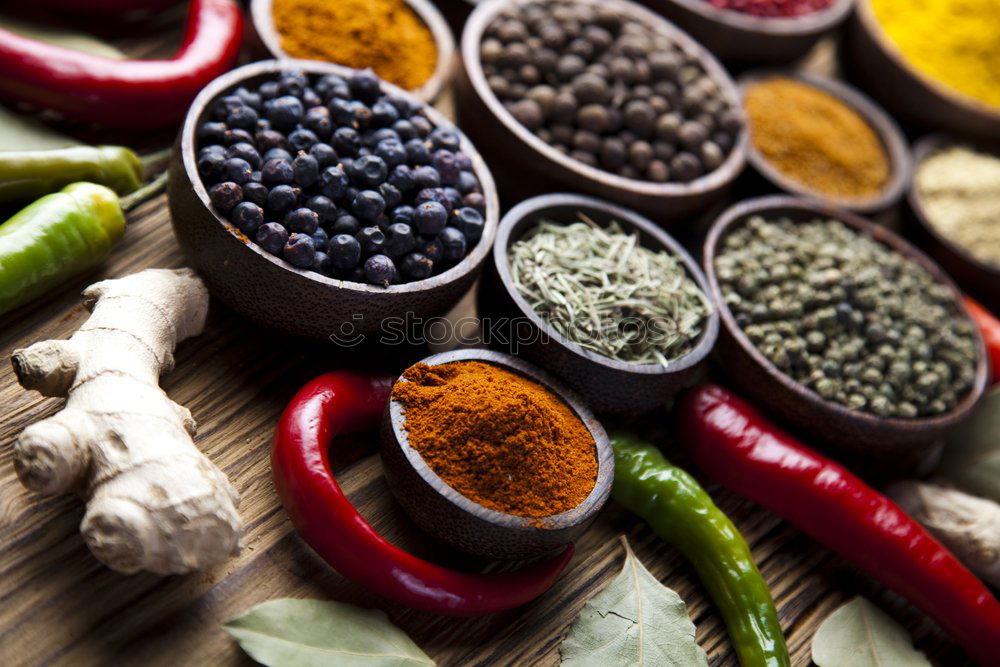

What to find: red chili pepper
left=272, top=371, right=574, bottom=616
left=964, top=297, right=1000, bottom=385
left=0, top=0, right=242, bottom=128
left=678, top=385, right=1000, bottom=665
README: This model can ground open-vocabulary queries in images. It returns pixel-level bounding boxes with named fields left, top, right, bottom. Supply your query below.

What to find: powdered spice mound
left=393, top=361, right=597, bottom=518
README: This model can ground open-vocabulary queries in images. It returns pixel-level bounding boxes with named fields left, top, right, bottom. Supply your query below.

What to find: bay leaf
left=0, top=15, right=125, bottom=59
left=224, top=598, right=434, bottom=667
left=812, top=597, right=930, bottom=667
left=937, top=387, right=1000, bottom=503
left=560, top=537, right=707, bottom=667
left=0, top=105, right=78, bottom=151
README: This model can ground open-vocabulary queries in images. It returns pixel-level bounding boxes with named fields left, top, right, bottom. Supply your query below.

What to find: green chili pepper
left=0, top=146, right=142, bottom=204
left=610, top=431, right=790, bottom=667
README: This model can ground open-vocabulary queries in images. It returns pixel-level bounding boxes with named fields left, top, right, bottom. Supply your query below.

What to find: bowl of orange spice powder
left=250, top=0, right=455, bottom=102
left=381, top=349, right=613, bottom=560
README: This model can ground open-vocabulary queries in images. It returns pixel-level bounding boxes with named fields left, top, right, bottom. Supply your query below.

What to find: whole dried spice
left=393, top=361, right=597, bottom=518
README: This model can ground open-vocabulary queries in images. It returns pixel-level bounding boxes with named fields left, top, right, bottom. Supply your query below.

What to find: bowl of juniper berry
left=168, top=60, right=499, bottom=340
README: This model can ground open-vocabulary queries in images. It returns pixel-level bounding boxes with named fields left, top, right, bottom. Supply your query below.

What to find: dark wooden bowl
left=640, top=0, right=854, bottom=64
left=248, top=0, right=456, bottom=103
left=478, top=193, right=719, bottom=416
left=906, top=135, right=1000, bottom=312
left=454, top=0, right=749, bottom=224
left=703, top=195, right=988, bottom=465
left=379, top=349, right=614, bottom=560
left=844, top=0, right=1000, bottom=139
left=168, top=60, right=499, bottom=340
left=738, top=70, right=911, bottom=214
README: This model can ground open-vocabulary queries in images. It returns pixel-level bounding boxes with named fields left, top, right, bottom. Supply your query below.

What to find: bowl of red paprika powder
left=380, top=349, right=613, bottom=560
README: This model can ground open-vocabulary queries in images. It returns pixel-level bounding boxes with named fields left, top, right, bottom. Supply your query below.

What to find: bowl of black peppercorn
left=168, top=60, right=498, bottom=339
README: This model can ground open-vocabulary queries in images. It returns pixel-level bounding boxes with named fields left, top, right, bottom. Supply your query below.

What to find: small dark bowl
left=455, top=0, right=748, bottom=223
left=380, top=349, right=613, bottom=560
left=739, top=70, right=910, bottom=214
left=248, top=0, right=456, bottom=103
left=704, top=196, right=988, bottom=465
left=168, top=60, right=499, bottom=340
left=845, top=0, right=1000, bottom=139
left=641, top=0, right=854, bottom=64
left=478, top=193, right=719, bottom=416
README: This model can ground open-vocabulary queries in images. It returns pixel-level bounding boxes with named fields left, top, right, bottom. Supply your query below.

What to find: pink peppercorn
left=707, top=0, right=833, bottom=18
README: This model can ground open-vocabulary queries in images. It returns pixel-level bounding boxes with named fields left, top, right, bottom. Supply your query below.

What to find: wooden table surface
left=0, top=12, right=973, bottom=667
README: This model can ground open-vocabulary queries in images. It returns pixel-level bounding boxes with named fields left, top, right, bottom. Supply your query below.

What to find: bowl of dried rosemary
left=478, top=193, right=719, bottom=416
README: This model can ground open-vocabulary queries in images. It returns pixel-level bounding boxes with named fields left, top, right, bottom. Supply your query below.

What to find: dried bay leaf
left=937, top=387, right=1000, bottom=503
left=0, top=105, right=78, bottom=151
left=812, top=597, right=930, bottom=667
left=0, top=15, right=125, bottom=59
left=224, top=598, right=434, bottom=667
left=560, top=537, right=707, bottom=666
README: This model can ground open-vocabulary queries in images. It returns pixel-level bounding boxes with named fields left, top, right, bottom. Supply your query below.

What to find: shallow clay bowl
left=906, top=135, right=1000, bottom=312
left=168, top=60, right=499, bottom=340
left=380, top=349, right=613, bottom=560
left=455, top=0, right=748, bottom=223
left=738, top=70, right=910, bottom=214
left=249, top=0, right=456, bottom=103
left=845, top=0, right=1000, bottom=139
left=703, top=195, right=988, bottom=464
left=643, top=0, right=854, bottom=64
left=478, top=193, right=719, bottom=416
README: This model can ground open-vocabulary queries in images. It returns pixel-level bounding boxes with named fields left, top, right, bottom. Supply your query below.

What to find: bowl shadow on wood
left=379, top=349, right=614, bottom=560
left=478, top=193, right=719, bottom=417
left=703, top=195, right=988, bottom=469
left=454, top=0, right=748, bottom=224
left=738, top=69, right=911, bottom=215
left=168, top=60, right=499, bottom=340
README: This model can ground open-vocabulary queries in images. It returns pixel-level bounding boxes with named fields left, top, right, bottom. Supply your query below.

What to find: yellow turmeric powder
left=871, top=0, right=1000, bottom=109
left=272, top=0, right=437, bottom=91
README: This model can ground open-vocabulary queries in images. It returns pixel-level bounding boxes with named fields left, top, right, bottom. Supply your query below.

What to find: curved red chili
left=678, top=384, right=1000, bottom=666
left=0, top=0, right=242, bottom=128
left=965, top=297, right=1000, bottom=385
left=272, top=370, right=574, bottom=616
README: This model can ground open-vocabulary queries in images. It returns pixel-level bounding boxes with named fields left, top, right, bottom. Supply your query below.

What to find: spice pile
left=272, top=0, right=437, bottom=91
left=915, top=145, right=1000, bottom=269
left=393, top=361, right=597, bottom=518
left=716, top=216, right=978, bottom=417
left=704, top=0, right=832, bottom=18
left=196, top=68, right=486, bottom=286
left=509, top=217, right=711, bottom=366
left=480, top=0, right=742, bottom=183
left=871, top=0, right=1000, bottom=109
left=744, top=78, right=889, bottom=201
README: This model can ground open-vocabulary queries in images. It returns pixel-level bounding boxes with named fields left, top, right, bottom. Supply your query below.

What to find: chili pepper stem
left=120, top=171, right=168, bottom=214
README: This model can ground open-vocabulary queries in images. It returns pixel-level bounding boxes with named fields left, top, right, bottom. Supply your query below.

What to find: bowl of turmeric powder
left=380, top=349, right=613, bottom=560
left=250, top=0, right=455, bottom=103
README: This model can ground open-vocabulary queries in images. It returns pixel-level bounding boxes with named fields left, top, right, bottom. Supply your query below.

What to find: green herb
left=224, top=598, right=434, bottom=666
left=937, top=387, right=1000, bottom=503
left=509, top=216, right=712, bottom=366
left=560, top=536, right=707, bottom=666
left=812, top=597, right=931, bottom=667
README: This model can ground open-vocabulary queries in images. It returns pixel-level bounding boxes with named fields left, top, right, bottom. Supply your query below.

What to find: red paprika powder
left=706, top=0, right=832, bottom=18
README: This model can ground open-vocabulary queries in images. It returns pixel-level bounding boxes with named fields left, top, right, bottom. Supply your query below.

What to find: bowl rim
left=908, top=133, right=1000, bottom=282
left=853, top=0, right=1000, bottom=124
left=387, top=348, right=614, bottom=532
left=249, top=0, right=456, bottom=103
left=460, top=0, right=749, bottom=197
left=738, top=69, right=911, bottom=213
left=660, top=0, right=855, bottom=36
left=703, top=194, right=988, bottom=433
left=492, top=192, right=720, bottom=376
left=179, top=59, right=499, bottom=296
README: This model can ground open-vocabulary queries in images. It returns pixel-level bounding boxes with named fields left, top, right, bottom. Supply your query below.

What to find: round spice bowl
left=645, top=0, right=854, bottom=64
left=703, top=195, right=989, bottom=467
left=380, top=348, right=614, bottom=560
left=478, top=193, right=719, bottom=416
left=455, top=0, right=749, bottom=223
left=168, top=60, right=499, bottom=339
left=906, top=135, right=1000, bottom=311
left=738, top=70, right=911, bottom=215
left=844, top=0, right=1000, bottom=139
left=249, top=0, right=456, bottom=103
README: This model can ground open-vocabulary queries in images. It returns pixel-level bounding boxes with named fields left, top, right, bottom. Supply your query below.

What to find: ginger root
left=11, top=268, right=242, bottom=575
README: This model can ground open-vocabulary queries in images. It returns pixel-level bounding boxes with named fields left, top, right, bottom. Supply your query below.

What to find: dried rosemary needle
left=509, top=216, right=712, bottom=366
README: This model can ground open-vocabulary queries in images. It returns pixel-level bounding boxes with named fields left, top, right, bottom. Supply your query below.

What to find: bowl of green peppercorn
left=703, top=195, right=988, bottom=467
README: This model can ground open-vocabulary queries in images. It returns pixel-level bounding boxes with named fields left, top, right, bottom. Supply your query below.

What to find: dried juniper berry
left=285, top=207, right=319, bottom=234
left=438, top=227, right=468, bottom=262
left=384, top=222, right=417, bottom=257
left=262, top=158, right=294, bottom=186
left=329, top=234, right=362, bottom=271
left=267, top=184, right=299, bottom=214
left=357, top=225, right=387, bottom=254
left=332, top=214, right=361, bottom=235
left=283, top=233, right=316, bottom=268
left=256, top=222, right=288, bottom=254
left=400, top=252, right=434, bottom=280
left=209, top=182, right=242, bottom=212
left=231, top=202, right=264, bottom=235
left=414, top=201, right=448, bottom=235
left=352, top=190, right=386, bottom=221
left=364, top=254, right=398, bottom=286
